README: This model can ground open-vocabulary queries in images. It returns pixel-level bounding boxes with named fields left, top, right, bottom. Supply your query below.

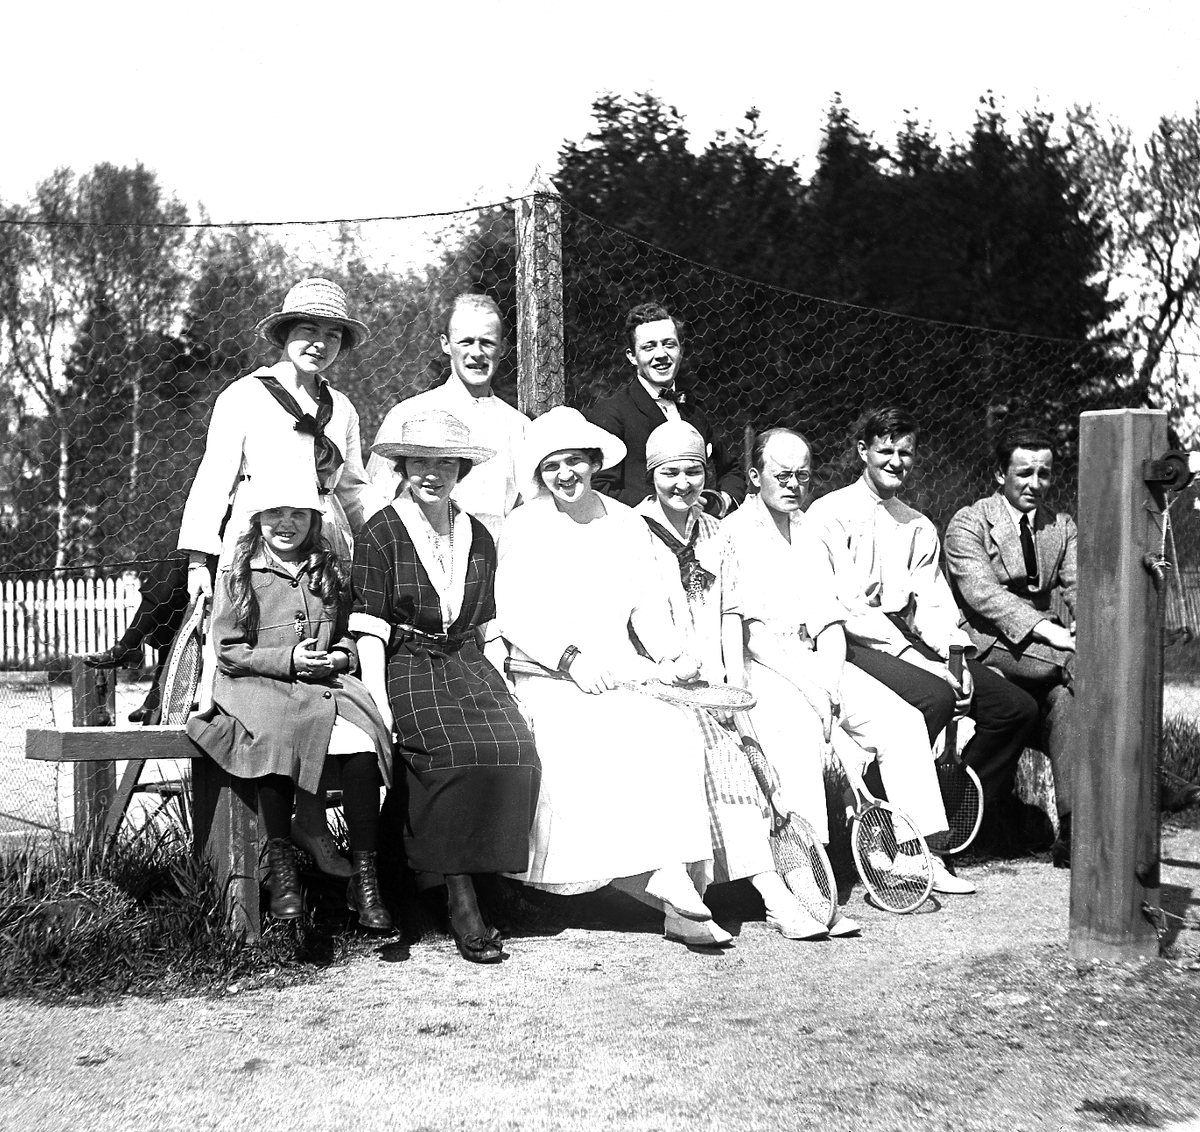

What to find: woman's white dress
left=496, top=493, right=711, bottom=893
left=634, top=499, right=774, bottom=884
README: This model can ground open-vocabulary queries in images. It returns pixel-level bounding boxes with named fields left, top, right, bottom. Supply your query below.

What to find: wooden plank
left=1070, top=408, right=1164, bottom=961
left=193, top=756, right=261, bottom=941
left=27, top=725, right=200, bottom=763
left=516, top=173, right=565, bottom=418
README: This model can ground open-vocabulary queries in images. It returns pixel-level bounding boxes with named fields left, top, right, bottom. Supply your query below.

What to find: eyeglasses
left=771, top=469, right=811, bottom=487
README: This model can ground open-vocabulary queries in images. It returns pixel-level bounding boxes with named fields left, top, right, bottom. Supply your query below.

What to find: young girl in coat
left=187, top=475, right=393, bottom=928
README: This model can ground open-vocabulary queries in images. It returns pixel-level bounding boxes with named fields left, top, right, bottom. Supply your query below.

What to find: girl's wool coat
left=187, top=554, right=391, bottom=792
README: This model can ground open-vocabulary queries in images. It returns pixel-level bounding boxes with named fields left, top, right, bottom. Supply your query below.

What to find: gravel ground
left=2, top=825, right=1198, bottom=1132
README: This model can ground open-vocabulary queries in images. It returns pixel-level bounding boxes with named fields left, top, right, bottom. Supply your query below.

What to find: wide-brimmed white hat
left=371, top=409, right=496, bottom=465
left=255, top=278, right=370, bottom=350
left=241, top=472, right=323, bottom=517
left=522, top=406, right=627, bottom=496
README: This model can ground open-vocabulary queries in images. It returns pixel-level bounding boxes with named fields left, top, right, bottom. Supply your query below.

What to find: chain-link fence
left=0, top=196, right=1165, bottom=834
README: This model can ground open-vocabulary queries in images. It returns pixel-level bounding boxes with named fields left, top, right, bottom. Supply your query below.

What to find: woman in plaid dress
left=353, top=411, right=540, bottom=965
left=496, top=408, right=724, bottom=948
left=634, top=421, right=857, bottom=940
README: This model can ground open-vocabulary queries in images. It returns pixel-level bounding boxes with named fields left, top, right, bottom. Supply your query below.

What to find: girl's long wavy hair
left=226, top=511, right=350, bottom=645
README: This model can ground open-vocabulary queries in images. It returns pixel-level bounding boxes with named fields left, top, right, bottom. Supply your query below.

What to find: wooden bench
left=25, top=658, right=265, bottom=939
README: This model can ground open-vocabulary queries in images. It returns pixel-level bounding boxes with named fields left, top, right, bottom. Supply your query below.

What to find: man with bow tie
left=585, top=302, right=745, bottom=514
left=944, top=425, right=1077, bottom=866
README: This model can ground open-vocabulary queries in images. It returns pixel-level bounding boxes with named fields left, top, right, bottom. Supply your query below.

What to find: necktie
left=1019, top=514, right=1038, bottom=586
left=257, top=375, right=344, bottom=492
left=643, top=518, right=716, bottom=600
left=658, top=386, right=681, bottom=402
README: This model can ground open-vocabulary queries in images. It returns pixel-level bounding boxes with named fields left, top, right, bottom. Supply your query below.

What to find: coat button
left=291, top=579, right=299, bottom=588
left=323, top=691, right=332, bottom=699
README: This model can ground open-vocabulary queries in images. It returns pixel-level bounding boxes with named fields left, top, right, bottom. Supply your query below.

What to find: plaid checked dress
left=634, top=499, right=774, bottom=884
left=351, top=504, right=540, bottom=875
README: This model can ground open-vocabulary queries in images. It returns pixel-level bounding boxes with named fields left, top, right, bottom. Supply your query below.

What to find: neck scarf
left=257, top=375, right=344, bottom=491
left=643, top=516, right=715, bottom=600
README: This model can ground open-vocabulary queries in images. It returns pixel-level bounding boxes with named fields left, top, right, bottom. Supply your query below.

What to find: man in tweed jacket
left=944, top=426, right=1076, bottom=865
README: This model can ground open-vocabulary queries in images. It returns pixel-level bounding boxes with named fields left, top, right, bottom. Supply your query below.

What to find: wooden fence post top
left=520, top=168, right=560, bottom=198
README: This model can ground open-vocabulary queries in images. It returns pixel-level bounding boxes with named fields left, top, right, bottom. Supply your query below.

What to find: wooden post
left=1070, top=408, right=1165, bottom=961
left=192, top=757, right=261, bottom=941
left=70, top=656, right=116, bottom=844
left=515, top=171, right=564, bottom=418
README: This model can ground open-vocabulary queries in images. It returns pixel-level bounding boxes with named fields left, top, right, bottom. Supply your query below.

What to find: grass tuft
left=1162, top=714, right=1200, bottom=787
left=0, top=812, right=339, bottom=1004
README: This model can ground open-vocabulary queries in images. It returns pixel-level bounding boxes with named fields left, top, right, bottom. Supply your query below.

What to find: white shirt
left=719, top=493, right=844, bottom=647
left=366, top=377, right=529, bottom=542
left=806, top=476, right=972, bottom=659
left=636, top=375, right=681, bottom=422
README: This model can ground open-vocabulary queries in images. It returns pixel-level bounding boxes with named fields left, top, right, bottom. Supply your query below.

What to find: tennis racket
left=503, top=657, right=757, bottom=711
left=929, top=646, right=984, bottom=855
left=159, top=594, right=207, bottom=725
left=734, top=713, right=837, bottom=928
left=830, top=739, right=934, bottom=913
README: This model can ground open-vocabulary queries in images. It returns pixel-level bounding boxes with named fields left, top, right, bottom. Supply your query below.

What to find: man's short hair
left=443, top=293, right=505, bottom=338
left=750, top=427, right=810, bottom=473
left=858, top=407, right=919, bottom=449
left=996, top=425, right=1056, bottom=472
left=624, top=302, right=682, bottom=351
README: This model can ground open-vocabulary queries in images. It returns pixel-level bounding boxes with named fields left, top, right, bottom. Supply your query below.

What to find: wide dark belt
left=392, top=623, right=471, bottom=654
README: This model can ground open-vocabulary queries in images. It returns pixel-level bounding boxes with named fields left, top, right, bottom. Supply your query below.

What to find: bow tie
left=658, top=387, right=686, bottom=404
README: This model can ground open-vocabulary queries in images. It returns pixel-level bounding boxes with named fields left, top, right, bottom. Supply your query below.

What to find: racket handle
left=947, top=644, right=965, bottom=681
left=503, top=656, right=570, bottom=681
left=944, top=644, right=966, bottom=760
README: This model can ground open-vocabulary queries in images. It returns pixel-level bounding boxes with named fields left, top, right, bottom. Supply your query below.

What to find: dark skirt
left=389, top=640, right=540, bottom=874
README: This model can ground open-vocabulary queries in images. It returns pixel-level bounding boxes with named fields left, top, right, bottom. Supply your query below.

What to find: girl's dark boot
left=265, top=838, right=304, bottom=920
left=348, top=851, right=393, bottom=931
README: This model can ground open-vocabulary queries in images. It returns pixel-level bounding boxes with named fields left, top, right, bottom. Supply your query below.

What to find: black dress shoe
left=128, top=684, right=162, bottom=725
left=85, top=645, right=140, bottom=669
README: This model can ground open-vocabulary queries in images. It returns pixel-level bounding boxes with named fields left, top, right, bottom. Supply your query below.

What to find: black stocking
left=335, top=750, right=381, bottom=855
left=257, top=775, right=296, bottom=841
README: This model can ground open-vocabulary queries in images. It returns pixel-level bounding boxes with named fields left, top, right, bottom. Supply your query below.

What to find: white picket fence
left=0, top=573, right=142, bottom=669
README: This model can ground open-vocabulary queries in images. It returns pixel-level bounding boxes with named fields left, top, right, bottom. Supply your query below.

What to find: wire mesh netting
left=0, top=196, right=1176, bottom=835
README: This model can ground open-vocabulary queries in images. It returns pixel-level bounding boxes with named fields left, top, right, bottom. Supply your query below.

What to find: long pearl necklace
left=428, top=507, right=455, bottom=584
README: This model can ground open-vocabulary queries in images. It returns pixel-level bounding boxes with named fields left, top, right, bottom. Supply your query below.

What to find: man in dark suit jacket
left=945, top=425, right=1076, bottom=865
left=585, top=302, right=746, bottom=514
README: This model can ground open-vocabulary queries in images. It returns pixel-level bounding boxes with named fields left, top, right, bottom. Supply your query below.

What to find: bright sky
left=4, top=1, right=1198, bottom=227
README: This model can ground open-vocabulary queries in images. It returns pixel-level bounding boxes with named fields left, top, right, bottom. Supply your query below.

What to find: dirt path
left=3, top=833, right=1199, bottom=1132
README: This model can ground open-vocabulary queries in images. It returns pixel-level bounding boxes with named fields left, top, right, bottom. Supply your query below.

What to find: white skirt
left=508, top=678, right=712, bottom=892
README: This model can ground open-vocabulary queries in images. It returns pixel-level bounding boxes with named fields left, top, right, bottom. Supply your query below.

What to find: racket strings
left=852, top=806, right=932, bottom=912
left=931, top=762, right=984, bottom=854
left=162, top=637, right=202, bottom=725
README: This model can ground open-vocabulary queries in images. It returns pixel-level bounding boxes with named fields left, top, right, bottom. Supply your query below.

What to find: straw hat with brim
left=255, top=278, right=371, bottom=350
left=523, top=406, right=627, bottom=496
left=241, top=474, right=323, bottom=517
left=371, top=409, right=496, bottom=465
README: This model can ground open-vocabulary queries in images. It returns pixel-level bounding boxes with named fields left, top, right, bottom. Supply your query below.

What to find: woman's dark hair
left=995, top=426, right=1056, bottom=473
left=226, top=511, right=349, bottom=645
left=393, top=456, right=473, bottom=482
left=750, top=428, right=809, bottom=473
left=272, top=317, right=353, bottom=353
left=857, top=407, right=919, bottom=449
left=624, top=302, right=683, bottom=351
left=535, top=447, right=603, bottom=482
